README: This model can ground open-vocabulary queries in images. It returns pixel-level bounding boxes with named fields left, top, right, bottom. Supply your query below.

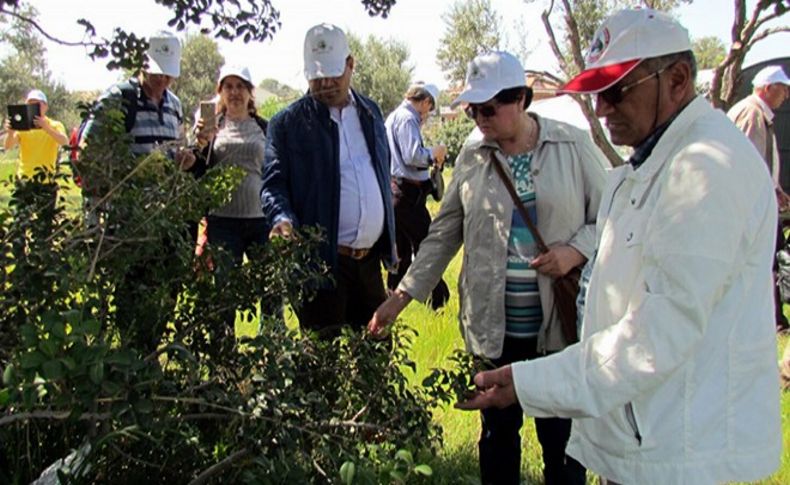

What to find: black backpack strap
left=116, top=78, right=140, bottom=133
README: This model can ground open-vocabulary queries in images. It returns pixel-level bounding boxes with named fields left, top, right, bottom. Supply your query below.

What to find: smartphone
left=200, top=101, right=217, bottom=128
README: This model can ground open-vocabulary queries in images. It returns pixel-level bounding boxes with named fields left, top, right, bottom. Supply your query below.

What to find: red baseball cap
left=560, top=8, right=691, bottom=95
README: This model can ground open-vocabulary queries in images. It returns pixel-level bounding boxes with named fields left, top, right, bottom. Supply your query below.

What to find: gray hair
left=640, top=50, right=698, bottom=82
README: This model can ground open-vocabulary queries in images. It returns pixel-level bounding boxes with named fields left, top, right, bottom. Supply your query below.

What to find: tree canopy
left=692, top=35, right=726, bottom=70
left=0, top=0, right=400, bottom=73
left=348, top=32, right=413, bottom=116
left=436, top=0, right=503, bottom=85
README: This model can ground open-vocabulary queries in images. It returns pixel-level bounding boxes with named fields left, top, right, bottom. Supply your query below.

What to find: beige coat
left=398, top=114, right=609, bottom=358
left=727, top=94, right=780, bottom=186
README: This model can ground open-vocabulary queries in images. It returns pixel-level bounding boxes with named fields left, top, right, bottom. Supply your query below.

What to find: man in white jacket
left=458, top=8, right=782, bottom=484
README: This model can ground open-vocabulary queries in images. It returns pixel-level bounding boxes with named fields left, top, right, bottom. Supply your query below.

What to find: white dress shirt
left=330, top=94, right=385, bottom=249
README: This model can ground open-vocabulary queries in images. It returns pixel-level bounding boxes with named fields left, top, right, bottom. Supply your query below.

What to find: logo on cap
left=586, top=28, right=610, bottom=64
left=469, top=64, right=484, bottom=81
left=312, top=39, right=331, bottom=54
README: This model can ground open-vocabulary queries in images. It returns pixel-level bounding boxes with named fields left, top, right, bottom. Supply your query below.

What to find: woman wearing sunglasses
left=369, top=51, right=609, bottom=485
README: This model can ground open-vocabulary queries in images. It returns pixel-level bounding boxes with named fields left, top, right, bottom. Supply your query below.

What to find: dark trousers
left=480, top=337, right=586, bottom=485
left=775, top=222, right=788, bottom=331
left=387, top=179, right=449, bottom=310
left=296, top=251, right=388, bottom=339
left=206, top=215, right=268, bottom=265
left=206, top=215, right=275, bottom=331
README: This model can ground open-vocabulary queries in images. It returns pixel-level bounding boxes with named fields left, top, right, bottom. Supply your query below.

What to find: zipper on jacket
left=624, top=402, right=643, bottom=446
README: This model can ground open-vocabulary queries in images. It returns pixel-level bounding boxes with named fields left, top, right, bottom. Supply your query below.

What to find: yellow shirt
left=15, top=117, right=66, bottom=179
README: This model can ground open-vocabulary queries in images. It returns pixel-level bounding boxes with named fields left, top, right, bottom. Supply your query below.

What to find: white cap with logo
left=26, top=89, right=48, bottom=104
left=752, top=66, right=790, bottom=87
left=303, top=24, right=351, bottom=82
left=146, top=30, right=182, bottom=78
left=218, top=65, right=253, bottom=86
left=451, top=51, right=525, bottom=108
left=561, top=8, right=691, bottom=94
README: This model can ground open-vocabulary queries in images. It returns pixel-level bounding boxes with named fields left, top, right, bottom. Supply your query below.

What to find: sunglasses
left=465, top=102, right=501, bottom=119
left=598, top=65, right=670, bottom=105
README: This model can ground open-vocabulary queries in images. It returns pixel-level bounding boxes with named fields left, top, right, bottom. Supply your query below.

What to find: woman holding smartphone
left=193, top=65, right=270, bottom=325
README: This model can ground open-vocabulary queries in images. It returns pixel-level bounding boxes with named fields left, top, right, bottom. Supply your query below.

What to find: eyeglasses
left=598, top=65, right=670, bottom=105
left=465, top=102, right=501, bottom=119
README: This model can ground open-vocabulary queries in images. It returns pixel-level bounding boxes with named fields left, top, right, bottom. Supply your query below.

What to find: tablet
left=8, top=104, right=41, bottom=131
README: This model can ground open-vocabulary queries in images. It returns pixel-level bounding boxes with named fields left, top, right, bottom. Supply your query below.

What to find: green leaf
left=389, top=469, right=405, bottom=483
left=0, top=388, right=10, bottom=406
left=105, top=351, right=132, bottom=367
left=89, top=362, right=104, bottom=385
left=51, top=321, right=67, bottom=340
left=339, top=461, right=355, bottom=485
left=19, top=324, right=38, bottom=346
left=101, top=380, right=122, bottom=395
left=395, top=449, right=413, bottom=465
left=413, top=464, right=433, bottom=476
left=83, top=319, right=101, bottom=337
left=39, top=339, right=59, bottom=358
left=2, top=364, right=15, bottom=386
left=20, top=351, right=46, bottom=369
left=60, top=357, right=77, bottom=371
left=42, top=360, right=64, bottom=380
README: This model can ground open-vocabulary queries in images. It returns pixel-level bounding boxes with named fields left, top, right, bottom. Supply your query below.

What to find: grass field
left=2, top=156, right=787, bottom=484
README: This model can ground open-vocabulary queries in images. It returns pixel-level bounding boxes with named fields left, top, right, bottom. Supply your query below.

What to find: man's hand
left=269, top=220, right=294, bottom=239
left=2, top=119, right=18, bottom=150
left=177, top=148, right=196, bottom=171
left=531, top=244, right=585, bottom=278
left=455, top=365, right=518, bottom=410
left=367, top=289, right=412, bottom=338
left=432, top=144, right=448, bottom=168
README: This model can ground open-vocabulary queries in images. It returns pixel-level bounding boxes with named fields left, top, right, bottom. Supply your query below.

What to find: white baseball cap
left=26, top=89, right=48, bottom=104
left=218, top=65, right=253, bottom=86
left=451, top=51, right=525, bottom=108
left=561, top=8, right=691, bottom=94
left=422, top=83, right=440, bottom=106
left=146, top=30, right=182, bottom=78
left=410, top=82, right=440, bottom=107
left=303, top=24, right=350, bottom=81
left=752, top=66, right=790, bottom=87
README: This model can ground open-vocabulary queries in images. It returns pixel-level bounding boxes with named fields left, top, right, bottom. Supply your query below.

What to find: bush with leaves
left=0, top=101, right=452, bottom=484
left=423, top=116, right=476, bottom=167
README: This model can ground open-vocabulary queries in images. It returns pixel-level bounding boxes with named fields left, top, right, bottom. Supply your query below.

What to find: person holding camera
left=193, top=65, right=268, bottom=263
left=3, top=89, right=68, bottom=180
left=191, top=65, right=271, bottom=331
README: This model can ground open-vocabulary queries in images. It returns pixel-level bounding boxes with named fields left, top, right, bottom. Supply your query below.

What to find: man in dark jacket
left=261, top=23, right=396, bottom=337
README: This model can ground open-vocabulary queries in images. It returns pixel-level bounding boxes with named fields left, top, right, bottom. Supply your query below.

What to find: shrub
left=0, top=102, right=450, bottom=484
left=423, top=116, right=476, bottom=167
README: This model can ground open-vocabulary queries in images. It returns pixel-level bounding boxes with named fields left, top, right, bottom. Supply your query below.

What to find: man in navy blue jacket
left=261, top=23, right=397, bottom=337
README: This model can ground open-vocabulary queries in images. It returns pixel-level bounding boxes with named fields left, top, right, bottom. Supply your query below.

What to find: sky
left=20, top=0, right=790, bottom=93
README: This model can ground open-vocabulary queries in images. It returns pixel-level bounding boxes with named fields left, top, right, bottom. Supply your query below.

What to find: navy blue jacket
left=261, top=90, right=397, bottom=273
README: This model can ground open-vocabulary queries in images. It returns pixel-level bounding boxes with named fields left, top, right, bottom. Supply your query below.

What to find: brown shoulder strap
left=489, top=152, right=549, bottom=254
